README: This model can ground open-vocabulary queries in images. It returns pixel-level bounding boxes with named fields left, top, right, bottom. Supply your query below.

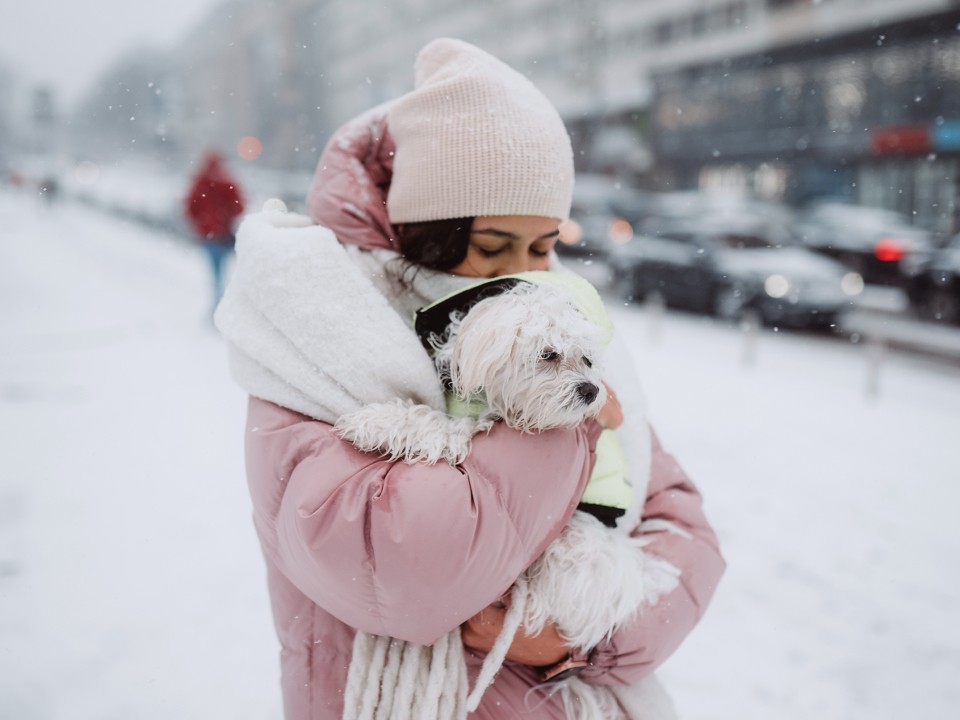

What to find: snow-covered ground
left=1, top=191, right=958, bottom=719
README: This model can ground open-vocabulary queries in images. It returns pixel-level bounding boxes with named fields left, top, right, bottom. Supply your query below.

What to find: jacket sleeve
left=579, top=429, right=725, bottom=685
left=246, top=397, right=603, bottom=646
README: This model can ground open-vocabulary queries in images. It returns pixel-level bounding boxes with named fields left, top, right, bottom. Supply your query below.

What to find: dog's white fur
left=336, top=283, right=608, bottom=464
left=523, top=511, right=681, bottom=650
left=335, top=282, right=680, bottom=691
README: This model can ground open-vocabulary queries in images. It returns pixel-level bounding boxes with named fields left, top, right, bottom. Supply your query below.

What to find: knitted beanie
left=386, top=38, right=574, bottom=223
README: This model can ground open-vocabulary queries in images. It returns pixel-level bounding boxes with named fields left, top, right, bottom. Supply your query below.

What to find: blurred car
left=902, top=233, right=960, bottom=324
left=557, top=175, right=654, bottom=260
left=609, top=215, right=864, bottom=328
left=795, top=201, right=936, bottom=286
left=640, top=191, right=798, bottom=233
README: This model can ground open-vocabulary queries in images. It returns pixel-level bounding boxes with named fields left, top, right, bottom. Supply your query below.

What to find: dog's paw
left=334, top=402, right=409, bottom=456
left=439, top=421, right=475, bottom=465
left=472, top=411, right=499, bottom=435
left=335, top=400, right=474, bottom=465
left=395, top=410, right=475, bottom=465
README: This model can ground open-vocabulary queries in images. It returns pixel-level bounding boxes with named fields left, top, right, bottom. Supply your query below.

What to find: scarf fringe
left=343, top=578, right=530, bottom=720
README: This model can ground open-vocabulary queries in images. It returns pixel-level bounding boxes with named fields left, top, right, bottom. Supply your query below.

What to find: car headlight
left=841, top=272, right=864, bottom=296
left=764, top=274, right=790, bottom=298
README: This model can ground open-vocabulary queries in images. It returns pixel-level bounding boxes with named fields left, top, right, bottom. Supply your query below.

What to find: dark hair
left=393, top=217, right=474, bottom=272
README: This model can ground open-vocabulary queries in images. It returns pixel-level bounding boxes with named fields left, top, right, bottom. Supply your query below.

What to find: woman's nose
left=496, top=257, right=531, bottom=275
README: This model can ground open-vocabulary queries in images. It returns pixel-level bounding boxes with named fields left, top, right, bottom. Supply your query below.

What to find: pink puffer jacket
left=243, top=108, right=726, bottom=719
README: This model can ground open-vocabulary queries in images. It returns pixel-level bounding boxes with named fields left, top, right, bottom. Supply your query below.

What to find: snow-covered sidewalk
left=1, top=193, right=958, bottom=719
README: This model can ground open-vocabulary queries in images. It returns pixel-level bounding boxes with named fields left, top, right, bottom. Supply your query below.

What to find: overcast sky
left=1, top=0, right=226, bottom=108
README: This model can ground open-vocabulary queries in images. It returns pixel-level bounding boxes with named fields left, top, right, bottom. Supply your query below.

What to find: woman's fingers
left=597, top=381, right=624, bottom=429
left=461, top=602, right=569, bottom=666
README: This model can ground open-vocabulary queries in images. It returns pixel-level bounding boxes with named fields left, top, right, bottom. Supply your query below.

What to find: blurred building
left=169, top=0, right=328, bottom=171
left=649, top=0, right=960, bottom=234
left=317, top=0, right=662, bottom=177
left=70, top=49, right=171, bottom=161
left=61, top=0, right=960, bottom=231
left=0, top=62, right=19, bottom=172
left=314, top=0, right=960, bottom=232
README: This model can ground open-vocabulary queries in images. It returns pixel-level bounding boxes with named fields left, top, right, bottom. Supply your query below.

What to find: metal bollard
left=864, top=335, right=886, bottom=399
left=739, top=309, right=761, bottom=367
left=645, top=291, right=665, bottom=344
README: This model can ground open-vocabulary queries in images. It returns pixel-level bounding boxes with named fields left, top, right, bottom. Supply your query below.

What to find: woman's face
left=448, top=215, right=561, bottom=278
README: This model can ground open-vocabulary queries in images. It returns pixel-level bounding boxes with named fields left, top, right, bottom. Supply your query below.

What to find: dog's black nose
left=577, top=382, right=599, bottom=405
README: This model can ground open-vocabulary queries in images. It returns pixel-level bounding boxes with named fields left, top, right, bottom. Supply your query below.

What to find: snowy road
left=1, top=192, right=959, bottom=719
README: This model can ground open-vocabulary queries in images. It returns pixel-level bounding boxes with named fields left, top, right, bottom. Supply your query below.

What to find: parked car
left=902, top=233, right=960, bottom=324
left=609, top=215, right=865, bottom=328
left=557, top=175, right=654, bottom=260
left=640, top=191, right=798, bottom=234
left=795, top=201, right=936, bottom=286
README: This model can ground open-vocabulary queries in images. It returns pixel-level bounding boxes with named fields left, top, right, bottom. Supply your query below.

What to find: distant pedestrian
left=184, top=150, right=245, bottom=318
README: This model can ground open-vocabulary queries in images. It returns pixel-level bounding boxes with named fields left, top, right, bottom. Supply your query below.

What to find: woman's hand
left=461, top=597, right=569, bottom=667
left=597, top=381, right=623, bottom=429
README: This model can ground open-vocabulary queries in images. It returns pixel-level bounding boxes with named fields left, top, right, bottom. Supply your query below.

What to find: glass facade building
left=651, top=9, right=960, bottom=233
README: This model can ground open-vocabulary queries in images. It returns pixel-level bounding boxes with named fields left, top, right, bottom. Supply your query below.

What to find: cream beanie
left=386, top=38, right=574, bottom=223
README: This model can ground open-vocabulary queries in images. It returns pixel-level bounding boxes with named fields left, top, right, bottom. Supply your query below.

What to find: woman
left=216, top=38, right=725, bottom=719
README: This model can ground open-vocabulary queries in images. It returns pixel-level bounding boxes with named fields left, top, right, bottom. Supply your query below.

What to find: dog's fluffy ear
left=452, top=300, right=510, bottom=397
left=429, top=314, right=460, bottom=388
left=441, top=293, right=534, bottom=399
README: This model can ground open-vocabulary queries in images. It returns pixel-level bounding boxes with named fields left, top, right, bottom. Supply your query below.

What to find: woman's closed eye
left=474, top=243, right=507, bottom=258
left=476, top=244, right=549, bottom=258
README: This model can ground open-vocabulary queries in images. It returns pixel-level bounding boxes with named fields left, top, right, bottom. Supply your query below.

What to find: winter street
left=2, top=191, right=959, bottom=719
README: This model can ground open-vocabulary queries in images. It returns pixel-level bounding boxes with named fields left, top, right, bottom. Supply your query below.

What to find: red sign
left=870, top=125, right=931, bottom=156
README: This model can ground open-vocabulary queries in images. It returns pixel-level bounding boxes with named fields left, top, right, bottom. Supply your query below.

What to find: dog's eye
left=583, top=356, right=593, bottom=368
left=540, top=349, right=560, bottom=362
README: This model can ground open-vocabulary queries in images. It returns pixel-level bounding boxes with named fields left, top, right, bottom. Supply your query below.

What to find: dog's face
left=433, top=284, right=607, bottom=432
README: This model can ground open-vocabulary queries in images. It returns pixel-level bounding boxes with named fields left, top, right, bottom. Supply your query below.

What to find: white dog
left=335, top=279, right=680, bottom=718
left=335, top=280, right=607, bottom=466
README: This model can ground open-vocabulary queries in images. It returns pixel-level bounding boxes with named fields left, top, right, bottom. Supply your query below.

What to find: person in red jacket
left=184, top=150, right=245, bottom=316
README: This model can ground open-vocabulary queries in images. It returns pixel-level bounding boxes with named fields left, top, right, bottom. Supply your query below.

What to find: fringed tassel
left=373, top=638, right=404, bottom=719
left=466, top=576, right=529, bottom=712
left=342, top=630, right=374, bottom=720
left=391, top=640, right=424, bottom=717
left=343, top=628, right=472, bottom=720
left=342, top=579, right=531, bottom=720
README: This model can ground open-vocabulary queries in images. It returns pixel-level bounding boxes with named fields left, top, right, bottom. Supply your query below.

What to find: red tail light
left=874, top=238, right=906, bottom=262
